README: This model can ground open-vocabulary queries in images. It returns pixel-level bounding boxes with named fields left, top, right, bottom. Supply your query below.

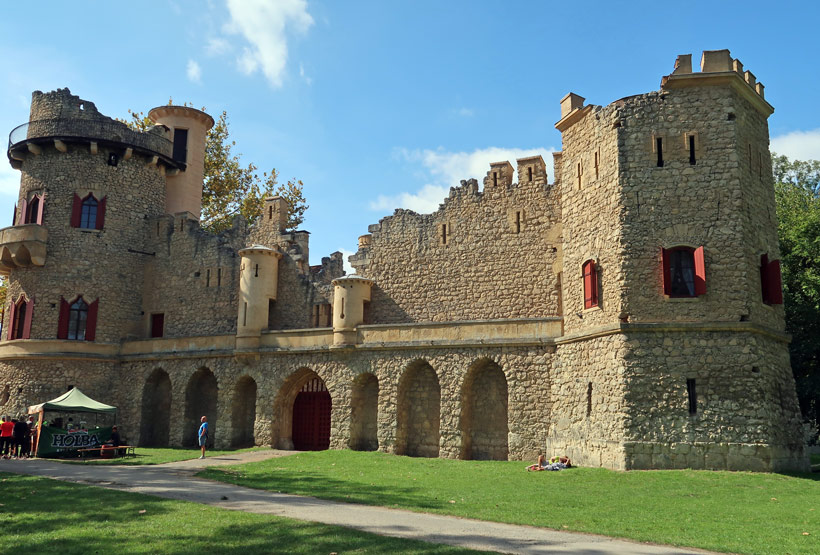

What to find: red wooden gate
left=292, top=378, right=331, bottom=450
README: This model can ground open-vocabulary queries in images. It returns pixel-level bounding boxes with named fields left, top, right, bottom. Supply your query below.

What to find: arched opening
left=231, top=375, right=257, bottom=448
left=183, top=367, right=218, bottom=447
left=350, top=373, right=379, bottom=451
left=460, top=359, right=509, bottom=460
left=396, top=360, right=440, bottom=458
left=272, top=368, right=331, bottom=451
left=139, top=368, right=171, bottom=447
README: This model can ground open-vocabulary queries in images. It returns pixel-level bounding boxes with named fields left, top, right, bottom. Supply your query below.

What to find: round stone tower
left=147, top=105, right=214, bottom=220
left=0, top=88, right=185, bottom=415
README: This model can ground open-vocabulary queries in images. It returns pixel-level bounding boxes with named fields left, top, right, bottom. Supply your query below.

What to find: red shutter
left=767, top=260, right=783, bottom=305
left=661, top=248, right=671, bottom=296
left=36, top=193, right=45, bottom=225
left=18, top=198, right=27, bottom=225
left=6, top=301, right=16, bottom=340
left=86, top=298, right=99, bottom=341
left=760, top=254, right=769, bottom=303
left=96, top=196, right=106, bottom=229
left=22, top=296, right=34, bottom=339
left=57, top=297, right=70, bottom=339
left=70, top=194, right=82, bottom=227
left=12, top=204, right=16, bottom=226
left=693, top=246, right=706, bottom=296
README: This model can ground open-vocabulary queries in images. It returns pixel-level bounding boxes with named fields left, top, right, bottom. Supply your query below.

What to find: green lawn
left=0, top=472, right=486, bottom=554
left=58, top=446, right=264, bottom=465
left=200, top=450, right=820, bottom=555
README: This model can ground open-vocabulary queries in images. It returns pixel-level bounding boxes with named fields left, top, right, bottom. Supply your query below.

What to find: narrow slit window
left=441, top=223, right=448, bottom=245
left=656, top=137, right=664, bottom=167
left=206, top=269, right=210, bottom=288
left=688, top=135, right=696, bottom=165
left=156, top=222, right=160, bottom=237
left=687, top=378, right=697, bottom=415
left=527, top=167, right=533, bottom=182
left=254, top=264, right=259, bottom=277
left=586, top=382, right=593, bottom=417
left=268, top=206, right=273, bottom=220
left=217, top=268, right=222, bottom=287
left=577, top=162, right=582, bottom=189
left=243, top=302, right=247, bottom=326
left=515, top=211, right=521, bottom=234
left=594, top=151, right=599, bottom=179
left=340, top=298, right=345, bottom=319
left=267, top=299, right=275, bottom=328
left=493, top=172, right=498, bottom=187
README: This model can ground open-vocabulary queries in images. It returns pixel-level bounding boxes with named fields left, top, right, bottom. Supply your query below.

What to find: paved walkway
left=0, top=451, right=713, bottom=555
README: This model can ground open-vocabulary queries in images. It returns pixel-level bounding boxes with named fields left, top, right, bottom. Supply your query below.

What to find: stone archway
left=350, top=373, right=379, bottom=451
left=183, top=367, right=218, bottom=447
left=231, top=375, right=257, bottom=448
left=460, top=359, right=509, bottom=460
left=272, top=368, right=331, bottom=451
left=396, top=360, right=440, bottom=458
left=139, top=368, right=171, bottom=447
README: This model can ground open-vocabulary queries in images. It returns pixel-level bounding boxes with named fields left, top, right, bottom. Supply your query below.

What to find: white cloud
left=454, top=107, right=474, bottom=117
left=205, top=37, right=232, bottom=56
left=224, top=0, right=314, bottom=88
left=371, top=147, right=555, bottom=214
left=771, top=129, right=820, bottom=161
left=186, top=60, right=202, bottom=83
left=299, top=63, right=312, bottom=85
left=337, top=248, right=355, bottom=275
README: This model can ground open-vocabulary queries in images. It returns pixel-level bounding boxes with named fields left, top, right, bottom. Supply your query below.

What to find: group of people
left=527, top=454, right=572, bottom=471
left=0, top=415, right=36, bottom=459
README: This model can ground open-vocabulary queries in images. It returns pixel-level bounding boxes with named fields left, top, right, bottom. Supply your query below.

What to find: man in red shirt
left=0, top=416, right=14, bottom=459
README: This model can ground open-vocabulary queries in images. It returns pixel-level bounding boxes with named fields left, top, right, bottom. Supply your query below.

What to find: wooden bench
left=77, top=445, right=136, bottom=458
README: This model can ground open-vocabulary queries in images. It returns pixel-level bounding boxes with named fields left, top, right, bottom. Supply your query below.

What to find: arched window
left=71, top=193, right=106, bottom=230
left=80, top=196, right=97, bottom=229
left=7, top=295, right=33, bottom=340
left=662, top=246, right=706, bottom=297
left=582, top=259, right=598, bottom=309
left=68, top=297, right=89, bottom=340
left=57, top=296, right=99, bottom=341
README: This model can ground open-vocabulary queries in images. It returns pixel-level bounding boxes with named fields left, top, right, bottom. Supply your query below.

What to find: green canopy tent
left=27, top=387, right=117, bottom=457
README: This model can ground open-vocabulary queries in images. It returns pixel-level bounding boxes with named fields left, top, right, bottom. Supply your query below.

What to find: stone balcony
left=0, top=224, right=48, bottom=274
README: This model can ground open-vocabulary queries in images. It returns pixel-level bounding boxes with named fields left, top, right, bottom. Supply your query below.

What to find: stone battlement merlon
left=661, top=49, right=773, bottom=116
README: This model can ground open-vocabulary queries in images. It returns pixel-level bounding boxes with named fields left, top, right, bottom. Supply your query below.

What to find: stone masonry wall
left=558, top=105, right=624, bottom=336
left=621, top=329, right=805, bottom=471
left=352, top=175, right=561, bottom=323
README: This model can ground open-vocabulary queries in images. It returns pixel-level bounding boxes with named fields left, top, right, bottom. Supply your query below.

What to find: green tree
left=122, top=107, right=307, bottom=233
left=773, top=153, right=820, bottom=433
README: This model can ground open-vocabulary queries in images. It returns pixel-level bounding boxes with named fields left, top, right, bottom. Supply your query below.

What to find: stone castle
left=0, top=49, right=808, bottom=471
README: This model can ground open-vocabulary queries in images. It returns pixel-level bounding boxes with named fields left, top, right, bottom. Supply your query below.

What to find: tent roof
left=27, top=387, right=117, bottom=415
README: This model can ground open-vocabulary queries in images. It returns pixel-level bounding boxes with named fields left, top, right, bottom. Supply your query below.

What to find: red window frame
left=57, top=295, right=99, bottom=341
left=16, top=193, right=46, bottom=225
left=760, top=254, right=783, bottom=305
left=71, top=193, right=106, bottom=230
left=582, top=259, right=598, bottom=309
left=662, top=246, right=706, bottom=297
left=6, top=295, right=33, bottom=340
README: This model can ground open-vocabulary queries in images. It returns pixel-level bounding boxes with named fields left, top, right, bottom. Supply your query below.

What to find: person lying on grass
left=527, top=455, right=572, bottom=471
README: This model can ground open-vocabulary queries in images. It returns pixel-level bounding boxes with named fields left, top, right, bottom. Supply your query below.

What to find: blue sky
left=2, top=0, right=819, bottom=268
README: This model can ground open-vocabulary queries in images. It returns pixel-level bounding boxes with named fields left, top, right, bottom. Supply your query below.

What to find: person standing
left=0, top=416, right=13, bottom=459
left=12, top=416, right=28, bottom=458
left=198, top=416, right=208, bottom=459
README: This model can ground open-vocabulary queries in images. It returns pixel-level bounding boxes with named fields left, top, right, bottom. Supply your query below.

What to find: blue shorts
left=198, top=435, right=207, bottom=447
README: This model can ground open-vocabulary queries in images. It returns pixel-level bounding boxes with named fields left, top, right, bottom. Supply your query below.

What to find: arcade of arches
left=135, top=357, right=513, bottom=460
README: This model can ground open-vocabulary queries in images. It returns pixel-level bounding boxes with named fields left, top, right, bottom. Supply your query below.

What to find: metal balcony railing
left=8, top=118, right=173, bottom=159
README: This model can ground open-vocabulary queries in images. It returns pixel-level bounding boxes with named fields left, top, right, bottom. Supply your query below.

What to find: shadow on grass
left=201, top=464, right=451, bottom=511
left=0, top=473, right=481, bottom=555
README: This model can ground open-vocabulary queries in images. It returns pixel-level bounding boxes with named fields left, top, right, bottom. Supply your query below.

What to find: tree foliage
left=773, top=153, right=820, bottom=430
left=122, top=107, right=307, bottom=233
